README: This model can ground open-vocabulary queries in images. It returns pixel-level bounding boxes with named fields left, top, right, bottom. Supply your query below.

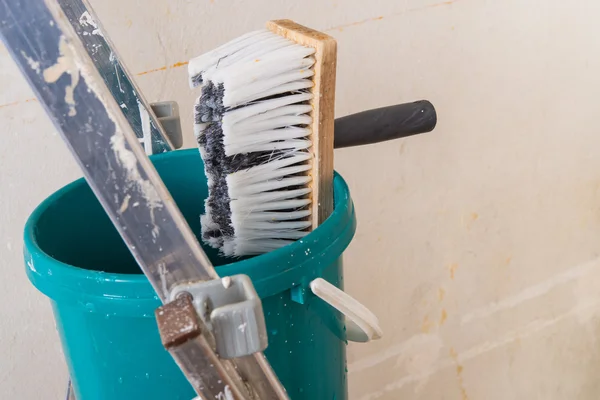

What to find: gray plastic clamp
left=149, top=101, right=183, bottom=149
left=168, top=274, right=268, bottom=359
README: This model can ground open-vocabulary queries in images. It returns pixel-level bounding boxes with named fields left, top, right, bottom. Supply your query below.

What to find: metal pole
left=0, top=1, right=288, bottom=398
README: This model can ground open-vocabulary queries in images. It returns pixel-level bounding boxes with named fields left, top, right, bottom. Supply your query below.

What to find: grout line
left=325, top=16, right=385, bottom=33
left=461, top=256, right=600, bottom=325
left=349, top=254, right=600, bottom=375
left=324, top=0, right=461, bottom=32
left=0, top=98, right=37, bottom=109
left=1, top=0, right=460, bottom=108
left=356, top=298, right=600, bottom=400
left=0, top=59, right=189, bottom=108
left=136, top=61, right=188, bottom=76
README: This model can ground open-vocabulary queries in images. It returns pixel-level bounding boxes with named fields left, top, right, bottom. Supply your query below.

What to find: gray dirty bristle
left=188, top=29, right=317, bottom=257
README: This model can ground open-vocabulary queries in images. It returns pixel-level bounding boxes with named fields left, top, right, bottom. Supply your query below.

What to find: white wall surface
left=3, top=0, right=600, bottom=399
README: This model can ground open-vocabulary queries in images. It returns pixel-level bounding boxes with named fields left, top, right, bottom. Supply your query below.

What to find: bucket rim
left=23, top=149, right=356, bottom=309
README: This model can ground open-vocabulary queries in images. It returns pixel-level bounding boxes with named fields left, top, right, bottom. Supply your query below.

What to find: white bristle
left=221, top=239, right=299, bottom=257
left=222, top=93, right=313, bottom=127
left=194, top=123, right=208, bottom=138
left=229, top=176, right=312, bottom=197
left=231, top=187, right=312, bottom=210
left=232, top=210, right=312, bottom=222
left=224, top=127, right=311, bottom=148
left=187, top=30, right=270, bottom=86
left=235, top=104, right=313, bottom=128
left=231, top=199, right=312, bottom=213
left=200, top=207, right=223, bottom=249
left=227, top=163, right=312, bottom=186
left=190, top=29, right=316, bottom=257
left=223, top=72, right=315, bottom=107
left=226, top=140, right=312, bottom=155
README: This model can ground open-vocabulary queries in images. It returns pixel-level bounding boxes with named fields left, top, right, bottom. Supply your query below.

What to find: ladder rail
left=0, top=1, right=288, bottom=398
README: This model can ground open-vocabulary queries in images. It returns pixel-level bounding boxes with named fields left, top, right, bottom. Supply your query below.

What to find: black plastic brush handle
left=333, top=100, right=437, bottom=149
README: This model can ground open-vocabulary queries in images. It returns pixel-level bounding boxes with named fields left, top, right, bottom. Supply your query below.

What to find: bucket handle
left=309, top=278, right=383, bottom=343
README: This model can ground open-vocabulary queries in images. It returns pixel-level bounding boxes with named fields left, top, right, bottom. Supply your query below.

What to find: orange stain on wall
left=439, top=309, right=448, bottom=325
left=0, top=98, right=37, bottom=109
left=449, top=263, right=459, bottom=279
left=136, top=61, right=188, bottom=76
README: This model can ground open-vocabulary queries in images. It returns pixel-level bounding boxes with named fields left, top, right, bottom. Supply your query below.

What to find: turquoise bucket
left=24, top=148, right=357, bottom=400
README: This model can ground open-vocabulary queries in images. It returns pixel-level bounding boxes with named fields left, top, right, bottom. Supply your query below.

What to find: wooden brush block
left=266, top=19, right=337, bottom=229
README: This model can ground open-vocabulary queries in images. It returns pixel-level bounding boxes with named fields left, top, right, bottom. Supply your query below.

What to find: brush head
left=189, top=29, right=318, bottom=257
